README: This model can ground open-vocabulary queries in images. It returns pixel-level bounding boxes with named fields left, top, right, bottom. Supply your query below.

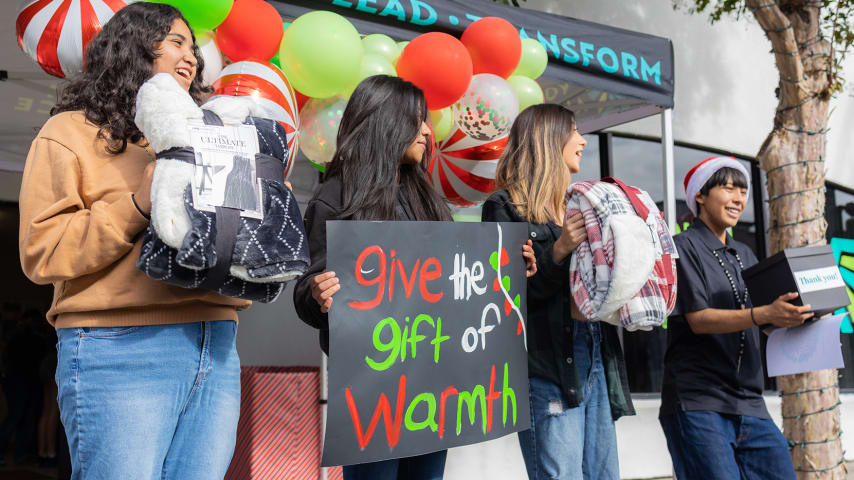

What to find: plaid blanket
left=566, top=181, right=677, bottom=331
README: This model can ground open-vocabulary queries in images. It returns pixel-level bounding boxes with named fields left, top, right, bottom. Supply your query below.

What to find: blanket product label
left=323, top=221, right=531, bottom=466
left=794, top=266, right=846, bottom=293
left=189, top=123, right=263, bottom=220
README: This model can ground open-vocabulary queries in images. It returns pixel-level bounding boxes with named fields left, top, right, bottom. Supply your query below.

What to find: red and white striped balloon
left=211, top=61, right=300, bottom=180
left=16, top=0, right=132, bottom=78
left=427, top=125, right=508, bottom=207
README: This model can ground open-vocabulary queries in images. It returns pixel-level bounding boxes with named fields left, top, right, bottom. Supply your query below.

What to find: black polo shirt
left=660, top=218, right=770, bottom=419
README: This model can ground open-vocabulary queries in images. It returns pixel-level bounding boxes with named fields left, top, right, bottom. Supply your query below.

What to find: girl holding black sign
left=482, top=104, right=635, bottom=480
left=294, top=75, right=452, bottom=480
left=294, top=75, right=536, bottom=479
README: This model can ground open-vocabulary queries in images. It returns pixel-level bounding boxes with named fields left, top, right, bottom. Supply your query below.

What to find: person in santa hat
left=659, top=156, right=812, bottom=479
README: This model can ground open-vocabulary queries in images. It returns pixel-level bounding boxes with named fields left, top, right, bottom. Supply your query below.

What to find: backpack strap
left=602, top=177, right=675, bottom=285
left=601, top=176, right=654, bottom=219
left=198, top=109, right=239, bottom=291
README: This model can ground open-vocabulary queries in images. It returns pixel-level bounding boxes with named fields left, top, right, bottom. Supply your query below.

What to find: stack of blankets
left=566, top=180, right=677, bottom=331
left=134, top=73, right=309, bottom=302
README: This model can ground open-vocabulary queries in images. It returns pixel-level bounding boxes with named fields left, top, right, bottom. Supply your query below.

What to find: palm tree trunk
left=748, top=0, right=845, bottom=477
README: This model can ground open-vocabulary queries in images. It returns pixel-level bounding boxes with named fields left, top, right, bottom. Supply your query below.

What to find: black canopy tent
left=270, top=0, right=675, bottom=133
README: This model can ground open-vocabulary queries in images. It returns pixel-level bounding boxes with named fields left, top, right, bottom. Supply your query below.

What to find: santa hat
left=683, top=156, right=751, bottom=216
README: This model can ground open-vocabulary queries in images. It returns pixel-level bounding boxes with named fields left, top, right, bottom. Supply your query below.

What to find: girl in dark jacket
left=295, top=75, right=535, bottom=479
left=294, top=75, right=452, bottom=480
left=482, top=104, right=634, bottom=480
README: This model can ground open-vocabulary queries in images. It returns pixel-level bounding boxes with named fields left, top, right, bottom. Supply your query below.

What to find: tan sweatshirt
left=19, top=111, right=250, bottom=328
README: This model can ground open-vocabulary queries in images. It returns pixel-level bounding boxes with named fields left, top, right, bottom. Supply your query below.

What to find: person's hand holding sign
left=523, top=240, right=537, bottom=277
left=311, top=271, right=340, bottom=313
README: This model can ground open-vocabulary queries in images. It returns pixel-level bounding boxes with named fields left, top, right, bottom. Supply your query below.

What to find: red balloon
left=295, top=91, right=310, bottom=112
left=461, top=17, right=522, bottom=79
left=396, top=32, right=472, bottom=110
left=215, top=0, right=283, bottom=62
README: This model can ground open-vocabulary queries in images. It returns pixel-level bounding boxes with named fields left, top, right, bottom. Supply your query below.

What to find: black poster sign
left=323, top=221, right=531, bottom=466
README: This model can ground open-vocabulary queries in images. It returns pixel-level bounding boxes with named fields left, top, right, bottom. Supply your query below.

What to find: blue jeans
left=518, top=322, right=620, bottom=480
left=660, top=409, right=795, bottom=480
left=342, top=450, right=447, bottom=480
left=56, top=321, right=240, bottom=480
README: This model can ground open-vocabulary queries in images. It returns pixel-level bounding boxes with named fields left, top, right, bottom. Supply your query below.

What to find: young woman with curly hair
left=18, top=3, right=248, bottom=478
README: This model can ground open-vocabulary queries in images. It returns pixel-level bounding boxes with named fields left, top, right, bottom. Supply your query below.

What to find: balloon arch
left=15, top=0, right=674, bottom=207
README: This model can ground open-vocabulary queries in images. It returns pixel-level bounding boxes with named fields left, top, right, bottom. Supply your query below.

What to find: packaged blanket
left=134, top=73, right=310, bottom=302
left=566, top=179, right=677, bottom=331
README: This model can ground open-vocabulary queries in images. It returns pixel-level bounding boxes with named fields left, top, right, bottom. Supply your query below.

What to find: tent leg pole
left=661, top=108, right=676, bottom=234
left=321, top=353, right=329, bottom=480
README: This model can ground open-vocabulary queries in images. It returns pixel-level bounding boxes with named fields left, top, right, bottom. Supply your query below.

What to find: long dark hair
left=324, top=75, right=452, bottom=222
left=51, top=2, right=209, bottom=154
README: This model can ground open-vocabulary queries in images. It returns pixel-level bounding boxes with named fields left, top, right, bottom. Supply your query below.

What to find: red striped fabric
left=225, top=367, right=343, bottom=479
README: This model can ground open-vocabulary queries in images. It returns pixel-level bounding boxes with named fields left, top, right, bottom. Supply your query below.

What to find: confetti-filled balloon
left=427, top=126, right=508, bottom=207
left=298, top=95, right=348, bottom=168
left=16, top=0, right=131, bottom=78
left=210, top=60, right=300, bottom=179
left=452, top=74, right=519, bottom=141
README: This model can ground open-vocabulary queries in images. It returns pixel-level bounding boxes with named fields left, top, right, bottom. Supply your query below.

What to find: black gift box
left=742, top=245, right=850, bottom=317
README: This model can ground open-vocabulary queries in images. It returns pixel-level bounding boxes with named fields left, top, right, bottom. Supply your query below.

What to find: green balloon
left=148, top=0, right=233, bottom=32
left=429, top=107, right=453, bottom=143
left=393, top=41, right=409, bottom=66
left=508, top=76, right=544, bottom=112
left=343, top=53, right=397, bottom=97
left=362, top=34, right=399, bottom=63
left=270, top=22, right=290, bottom=69
left=279, top=11, right=363, bottom=98
left=512, top=38, right=548, bottom=79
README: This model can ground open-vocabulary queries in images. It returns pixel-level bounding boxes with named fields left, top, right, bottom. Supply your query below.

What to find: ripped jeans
left=517, top=322, right=620, bottom=480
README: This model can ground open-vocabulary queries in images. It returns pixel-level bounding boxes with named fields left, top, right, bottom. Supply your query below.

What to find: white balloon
left=299, top=95, right=348, bottom=166
left=197, top=33, right=223, bottom=87
left=452, top=73, right=519, bottom=141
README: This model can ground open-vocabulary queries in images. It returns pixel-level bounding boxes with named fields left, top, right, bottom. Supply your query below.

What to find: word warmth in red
left=344, top=363, right=518, bottom=450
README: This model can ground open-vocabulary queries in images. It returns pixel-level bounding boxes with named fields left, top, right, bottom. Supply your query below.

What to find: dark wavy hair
left=324, top=75, right=452, bottom=222
left=51, top=2, right=209, bottom=154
